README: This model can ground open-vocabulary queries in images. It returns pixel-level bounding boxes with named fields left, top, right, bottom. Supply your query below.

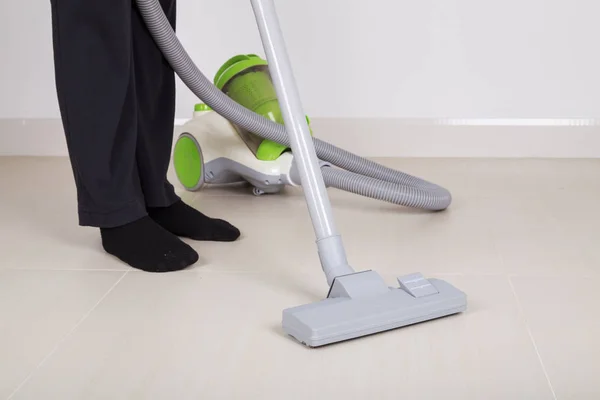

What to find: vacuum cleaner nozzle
left=282, top=271, right=466, bottom=347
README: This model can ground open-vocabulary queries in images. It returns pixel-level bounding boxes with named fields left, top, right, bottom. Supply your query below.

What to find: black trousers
left=50, top=0, right=179, bottom=228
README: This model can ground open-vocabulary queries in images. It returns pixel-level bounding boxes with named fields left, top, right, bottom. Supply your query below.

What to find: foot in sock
left=101, top=216, right=199, bottom=272
left=148, top=200, right=241, bottom=242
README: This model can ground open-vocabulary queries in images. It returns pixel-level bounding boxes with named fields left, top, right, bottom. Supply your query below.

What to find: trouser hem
left=78, top=200, right=148, bottom=228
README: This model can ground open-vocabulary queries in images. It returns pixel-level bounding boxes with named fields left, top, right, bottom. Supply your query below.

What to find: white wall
left=1, top=0, right=599, bottom=121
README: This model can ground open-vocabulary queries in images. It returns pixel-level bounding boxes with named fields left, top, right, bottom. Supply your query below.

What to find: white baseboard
left=1, top=118, right=599, bottom=158
left=311, top=118, right=600, bottom=158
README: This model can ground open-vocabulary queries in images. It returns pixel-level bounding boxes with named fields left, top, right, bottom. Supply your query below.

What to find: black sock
left=148, top=200, right=241, bottom=242
left=100, top=216, right=199, bottom=272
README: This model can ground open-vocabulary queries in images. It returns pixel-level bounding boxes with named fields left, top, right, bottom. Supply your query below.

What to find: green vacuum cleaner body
left=173, top=54, right=309, bottom=196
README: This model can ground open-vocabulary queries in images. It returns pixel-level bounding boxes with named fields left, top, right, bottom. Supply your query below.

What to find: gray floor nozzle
left=282, top=271, right=467, bottom=347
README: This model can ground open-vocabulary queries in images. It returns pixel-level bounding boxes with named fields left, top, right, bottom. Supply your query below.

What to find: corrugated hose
left=135, top=0, right=452, bottom=210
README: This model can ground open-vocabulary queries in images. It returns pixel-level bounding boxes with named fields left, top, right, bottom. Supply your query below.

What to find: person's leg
left=130, top=0, right=241, bottom=242
left=131, top=0, right=179, bottom=209
left=50, top=0, right=198, bottom=271
left=50, top=0, right=144, bottom=227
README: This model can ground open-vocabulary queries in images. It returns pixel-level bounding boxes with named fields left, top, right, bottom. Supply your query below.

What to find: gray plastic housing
left=282, top=271, right=467, bottom=347
left=204, top=157, right=289, bottom=194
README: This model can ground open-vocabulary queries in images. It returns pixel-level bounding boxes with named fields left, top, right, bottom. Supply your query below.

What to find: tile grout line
left=507, top=276, right=558, bottom=400
left=6, top=270, right=130, bottom=400
left=4, top=267, right=594, bottom=279
left=6, top=267, right=130, bottom=272
left=496, top=231, right=557, bottom=400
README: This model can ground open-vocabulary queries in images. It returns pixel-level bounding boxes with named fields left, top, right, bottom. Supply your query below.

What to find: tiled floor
left=1, top=156, right=599, bottom=399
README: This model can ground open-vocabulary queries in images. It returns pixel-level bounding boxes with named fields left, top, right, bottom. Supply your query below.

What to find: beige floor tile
left=11, top=273, right=553, bottom=400
left=511, top=276, right=600, bottom=400
left=546, top=194, right=600, bottom=267
left=0, top=269, right=125, bottom=399
left=2, top=156, right=599, bottom=399
left=489, top=196, right=599, bottom=277
left=179, top=167, right=600, bottom=278
left=178, top=190, right=501, bottom=277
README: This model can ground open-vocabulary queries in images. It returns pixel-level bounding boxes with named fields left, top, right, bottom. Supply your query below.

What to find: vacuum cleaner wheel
left=173, top=133, right=205, bottom=191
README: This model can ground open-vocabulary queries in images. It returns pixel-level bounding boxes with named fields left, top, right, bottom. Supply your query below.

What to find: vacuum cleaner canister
left=214, top=54, right=291, bottom=161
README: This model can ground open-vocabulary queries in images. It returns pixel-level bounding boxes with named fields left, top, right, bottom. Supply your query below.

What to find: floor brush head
left=282, top=272, right=467, bottom=347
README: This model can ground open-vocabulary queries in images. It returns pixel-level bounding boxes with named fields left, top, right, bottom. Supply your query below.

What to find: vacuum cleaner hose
left=321, top=167, right=451, bottom=210
left=135, top=0, right=452, bottom=210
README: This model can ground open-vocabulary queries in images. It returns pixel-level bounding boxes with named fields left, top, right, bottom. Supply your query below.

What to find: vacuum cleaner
left=136, top=0, right=467, bottom=347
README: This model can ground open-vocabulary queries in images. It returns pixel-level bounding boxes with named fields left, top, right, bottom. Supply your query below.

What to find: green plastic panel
left=215, top=53, right=314, bottom=161
left=173, top=135, right=202, bottom=189
left=194, top=103, right=212, bottom=112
